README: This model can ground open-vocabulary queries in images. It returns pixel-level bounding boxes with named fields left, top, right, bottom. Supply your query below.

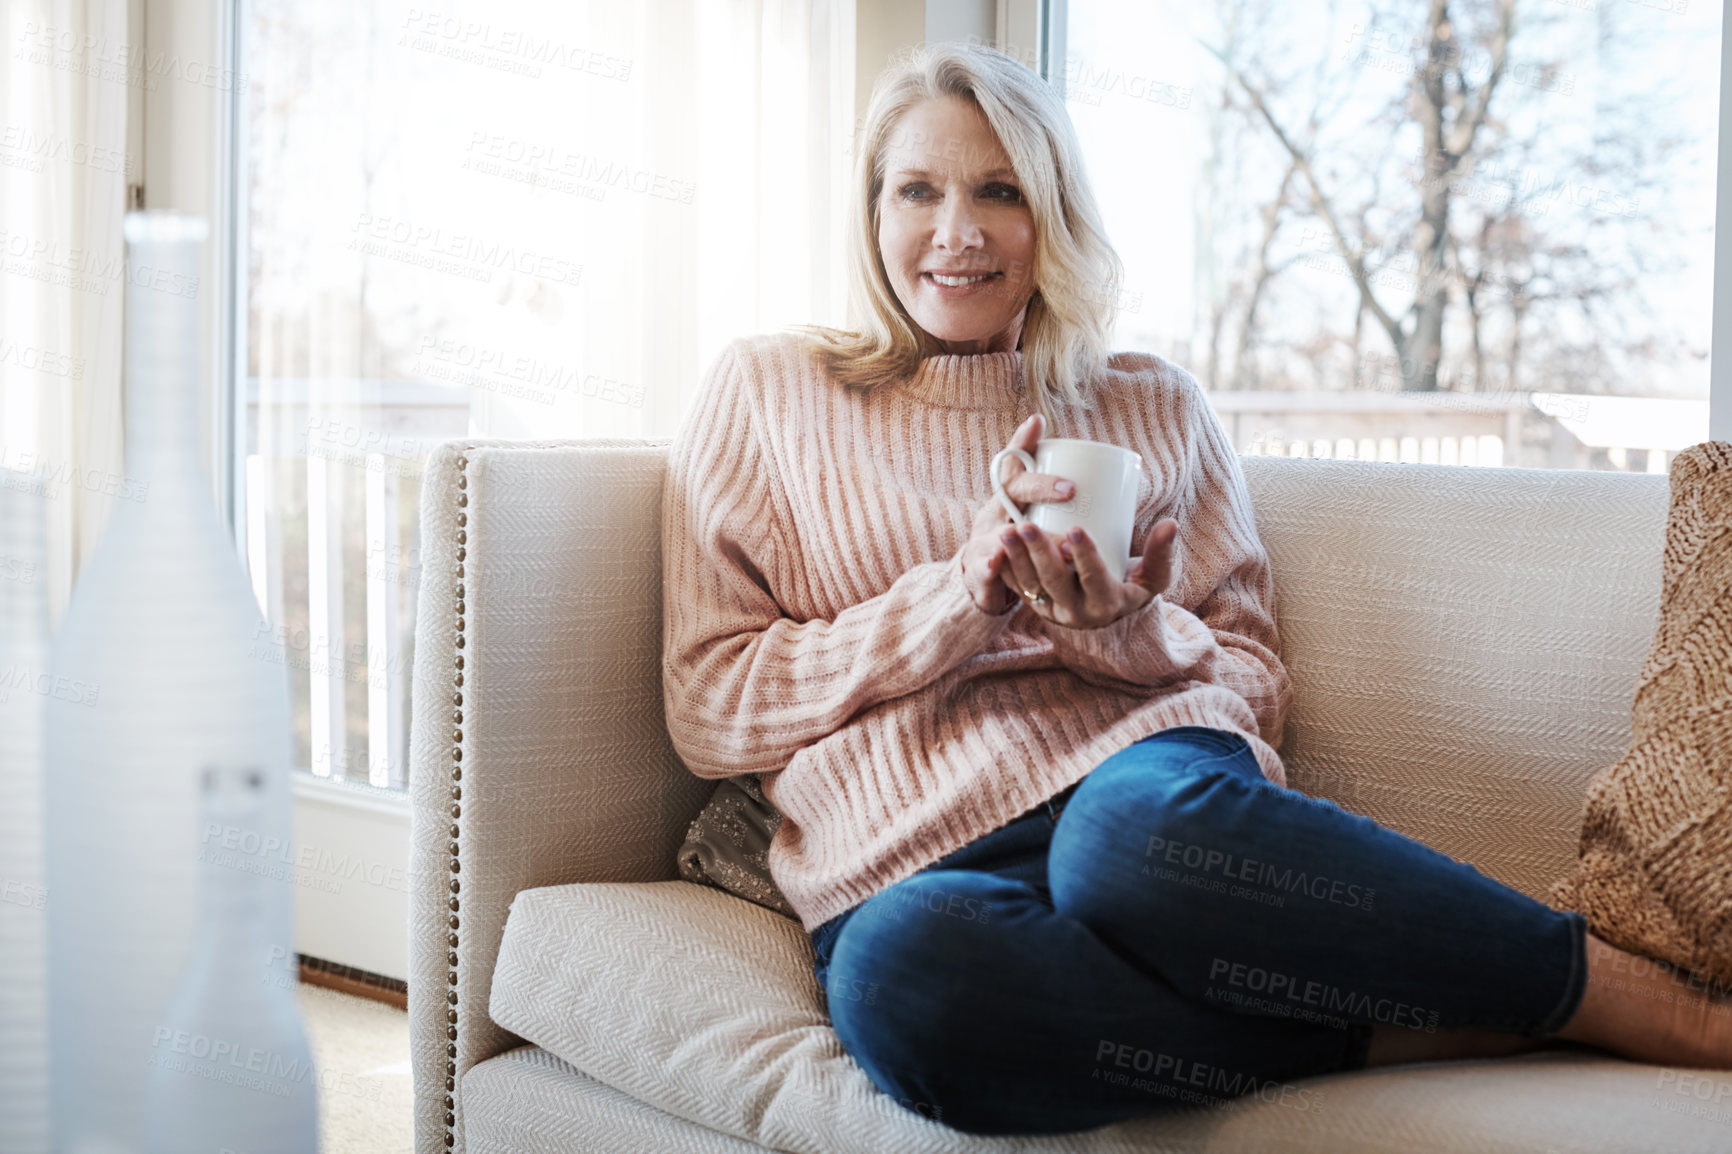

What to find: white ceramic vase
left=0, top=484, right=51, bottom=1153
left=44, top=211, right=317, bottom=1153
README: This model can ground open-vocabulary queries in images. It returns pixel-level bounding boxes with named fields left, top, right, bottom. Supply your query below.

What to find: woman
left=659, top=42, right=1732, bottom=1136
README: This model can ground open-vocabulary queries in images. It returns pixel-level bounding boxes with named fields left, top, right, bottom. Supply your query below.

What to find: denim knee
left=1070, top=734, right=1257, bottom=837
left=820, top=870, right=1024, bottom=1131
left=1050, top=740, right=1260, bottom=924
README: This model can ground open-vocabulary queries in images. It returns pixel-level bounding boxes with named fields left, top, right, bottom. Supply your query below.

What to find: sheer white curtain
left=243, top=0, right=856, bottom=462
left=0, top=2, right=130, bottom=1147
left=462, top=0, right=857, bottom=442
left=231, top=0, right=861, bottom=983
left=0, top=0, right=130, bottom=623
left=242, top=0, right=856, bottom=786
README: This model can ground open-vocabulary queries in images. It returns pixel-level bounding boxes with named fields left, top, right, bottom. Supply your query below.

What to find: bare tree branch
left=1206, top=42, right=1405, bottom=348
left=1446, top=0, right=1515, bottom=157
left=1234, top=160, right=1300, bottom=386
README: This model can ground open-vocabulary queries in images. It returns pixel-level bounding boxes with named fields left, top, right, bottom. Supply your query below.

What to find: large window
left=236, top=0, right=851, bottom=792
left=235, top=0, right=1723, bottom=796
left=1049, top=0, right=1720, bottom=471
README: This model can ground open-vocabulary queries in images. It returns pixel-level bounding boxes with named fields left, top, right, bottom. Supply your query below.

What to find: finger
left=981, top=548, right=1015, bottom=609
left=998, top=526, right=1043, bottom=601
left=1122, top=523, right=1177, bottom=596
left=1013, top=524, right=1080, bottom=610
left=1064, top=527, right=1122, bottom=609
left=992, top=487, right=1065, bottom=537
left=978, top=542, right=1026, bottom=610
left=1001, top=414, right=1041, bottom=471
left=1137, top=519, right=1178, bottom=596
left=1011, top=471, right=1074, bottom=509
left=1013, top=412, right=1043, bottom=449
left=994, top=415, right=1065, bottom=525
left=994, top=415, right=1039, bottom=482
left=989, top=421, right=1037, bottom=524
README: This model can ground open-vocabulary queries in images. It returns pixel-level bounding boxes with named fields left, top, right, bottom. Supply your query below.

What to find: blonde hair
left=789, top=41, right=1124, bottom=429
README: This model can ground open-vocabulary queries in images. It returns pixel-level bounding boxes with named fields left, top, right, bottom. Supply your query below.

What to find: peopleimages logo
left=461, top=132, right=695, bottom=205
left=413, top=335, right=645, bottom=408
left=199, top=819, right=411, bottom=896
left=397, top=10, right=632, bottom=82
left=0, top=123, right=136, bottom=176
left=1206, top=958, right=1440, bottom=1032
left=346, top=213, right=583, bottom=287
left=0, top=663, right=100, bottom=707
left=0, top=335, right=84, bottom=379
left=1091, top=1039, right=1325, bottom=1112
left=15, top=20, right=251, bottom=93
left=149, top=1027, right=311, bottom=1097
left=1143, top=834, right=1375, bottom=910
left=0, top=226, right=199, bottom=299
left=0, top=445, right=150, bottom=502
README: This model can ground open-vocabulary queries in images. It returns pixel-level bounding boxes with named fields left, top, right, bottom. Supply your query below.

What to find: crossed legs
left=816, top=727, right=1729, bottom=1136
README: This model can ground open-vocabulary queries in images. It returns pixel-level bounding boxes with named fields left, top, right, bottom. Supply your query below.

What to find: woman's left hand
left=997, top=517, right=1179, bottom=629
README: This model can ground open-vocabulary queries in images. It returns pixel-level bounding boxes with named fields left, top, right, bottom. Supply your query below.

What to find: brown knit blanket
left=1550, top=441, right=1732, bottom=986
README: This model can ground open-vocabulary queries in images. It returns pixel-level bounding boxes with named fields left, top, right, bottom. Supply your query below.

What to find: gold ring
left=1021, top=586, right=1048, bottom=605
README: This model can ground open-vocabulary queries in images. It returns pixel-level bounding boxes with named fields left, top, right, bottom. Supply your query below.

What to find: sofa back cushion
left=418, top=441, right=1672, bottom=926
left=665, top=451, right=1668, bottom=910
left=1239, top=455, right=1668, bottom=900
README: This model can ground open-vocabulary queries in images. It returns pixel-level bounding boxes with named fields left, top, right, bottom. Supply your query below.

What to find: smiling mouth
left=925, top=272, right=1001, bottom=287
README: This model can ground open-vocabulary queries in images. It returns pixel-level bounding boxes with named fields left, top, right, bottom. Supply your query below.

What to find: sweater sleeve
left=1039, top=365, right=1291, bottom=750
left=661, top=339, right=1019, bottom=780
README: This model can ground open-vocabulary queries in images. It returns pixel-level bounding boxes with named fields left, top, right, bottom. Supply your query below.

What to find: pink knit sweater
left=660, top=330, right=1292, bottom=933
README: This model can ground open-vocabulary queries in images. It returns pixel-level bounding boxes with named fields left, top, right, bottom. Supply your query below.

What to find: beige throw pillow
left=1550, top=441, right=1732, bottom=987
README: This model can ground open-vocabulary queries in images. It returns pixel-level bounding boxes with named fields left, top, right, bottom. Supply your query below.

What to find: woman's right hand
left=960, top=413, right=1075, bottom=614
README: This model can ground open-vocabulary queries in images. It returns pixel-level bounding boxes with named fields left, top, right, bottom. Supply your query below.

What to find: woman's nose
left=931, top=192, right=984, bottom=252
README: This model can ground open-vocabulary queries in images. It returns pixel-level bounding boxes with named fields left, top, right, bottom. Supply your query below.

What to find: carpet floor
left=298, top=982, right=414, bottom=1152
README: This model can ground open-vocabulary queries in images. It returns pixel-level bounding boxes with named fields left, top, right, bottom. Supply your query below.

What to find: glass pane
left=239, top=0, right=843, bottom=789
left=239, top=1, right=640, bottom=789
left=1062, top=0, right=1719, bottom=471
left=241, top=3, right=445, bottom=789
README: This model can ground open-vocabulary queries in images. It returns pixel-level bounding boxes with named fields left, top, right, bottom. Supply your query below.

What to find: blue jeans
left=808, top=726, right=1588, bottom=1136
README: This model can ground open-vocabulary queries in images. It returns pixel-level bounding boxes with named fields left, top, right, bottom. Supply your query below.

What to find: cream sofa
left=408, top=436, right=1732, bottom=1154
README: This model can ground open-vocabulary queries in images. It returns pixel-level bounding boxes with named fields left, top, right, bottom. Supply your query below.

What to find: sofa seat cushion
left=488, top=880, right=1732, bottom=1154
left=462, top=1045, right=769, bottom=1153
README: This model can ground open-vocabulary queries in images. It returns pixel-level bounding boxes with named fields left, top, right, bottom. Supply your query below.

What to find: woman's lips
left=923, top=271, right=1002, bottom=295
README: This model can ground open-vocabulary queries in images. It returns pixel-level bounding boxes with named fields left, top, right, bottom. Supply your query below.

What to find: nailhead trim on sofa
left=442, top=452, right=468, bottom=1149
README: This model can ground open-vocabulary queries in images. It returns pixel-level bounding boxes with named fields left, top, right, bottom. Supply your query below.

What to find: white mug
left=989, top=437, right=1142, bottom=582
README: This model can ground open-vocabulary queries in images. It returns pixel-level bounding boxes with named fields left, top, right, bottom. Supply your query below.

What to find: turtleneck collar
left=897, top=349, right=1026, bottom=409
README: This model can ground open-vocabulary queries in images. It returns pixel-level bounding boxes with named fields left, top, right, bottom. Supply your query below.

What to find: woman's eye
left=895, top=182, right=1020, bottom=202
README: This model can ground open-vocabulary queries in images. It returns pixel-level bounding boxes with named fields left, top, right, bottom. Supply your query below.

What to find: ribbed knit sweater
left=660, top=330, right=1292, bottom=933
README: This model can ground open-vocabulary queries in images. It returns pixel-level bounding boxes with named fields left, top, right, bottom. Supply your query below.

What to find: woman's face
left=877, top=95, right=1037, bottom=356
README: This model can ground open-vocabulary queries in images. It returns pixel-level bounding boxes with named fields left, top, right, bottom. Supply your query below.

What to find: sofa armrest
left=408, top=438, right=715, bottom=1154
